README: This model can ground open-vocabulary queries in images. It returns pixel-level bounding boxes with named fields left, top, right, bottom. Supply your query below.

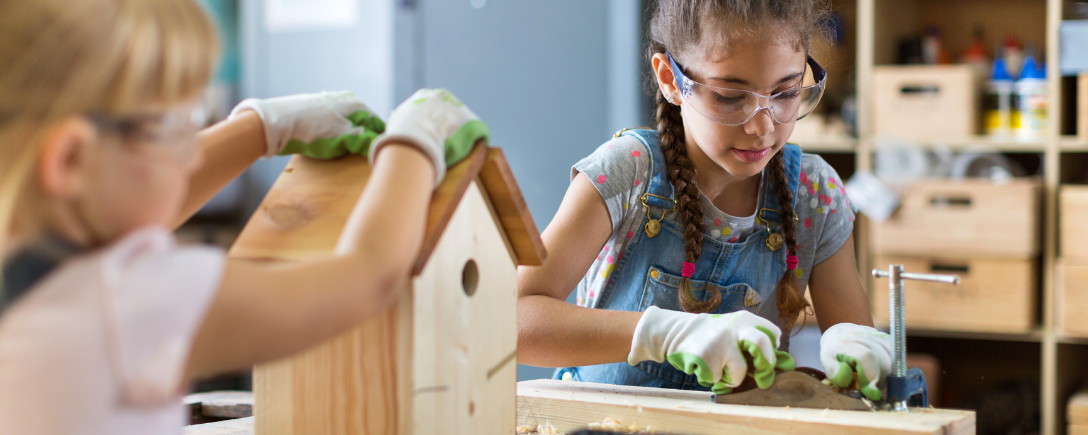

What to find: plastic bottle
left=960, top=25, right=989, bottom=78
left=984, top=56, right=1015, bottom=137
left=1015, top=56, right=1048, bottom=140
left=1004, top=34, right=1024, bottom=79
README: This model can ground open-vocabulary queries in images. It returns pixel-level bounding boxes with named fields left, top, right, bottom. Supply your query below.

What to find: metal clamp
left=872, top=265, right=960, bottom=412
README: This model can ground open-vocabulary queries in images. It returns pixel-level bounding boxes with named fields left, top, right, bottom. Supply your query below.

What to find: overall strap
left=616, top=128, right=675, bottom=211
left=757, top=144, right=803, bottom=225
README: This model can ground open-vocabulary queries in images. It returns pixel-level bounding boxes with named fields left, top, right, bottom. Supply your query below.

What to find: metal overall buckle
left=641, top=193, right=676, bottom=238
left=756, top=207, right=796, bottom=252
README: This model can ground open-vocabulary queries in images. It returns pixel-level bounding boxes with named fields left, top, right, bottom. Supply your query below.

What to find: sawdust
left=587, top=417, right=656, bottom=433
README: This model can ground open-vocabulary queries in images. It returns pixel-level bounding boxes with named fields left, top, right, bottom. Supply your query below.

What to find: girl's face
left=44, top=102, right=204, bottom=245
left=654, top=37, right=808, bottom=179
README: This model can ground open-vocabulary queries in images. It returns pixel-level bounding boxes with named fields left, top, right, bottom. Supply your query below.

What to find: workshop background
left=180, top=1, right=1088, bottom=434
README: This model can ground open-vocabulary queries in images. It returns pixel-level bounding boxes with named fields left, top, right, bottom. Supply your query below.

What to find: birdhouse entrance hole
left=462, top=259, right=479, bottom=297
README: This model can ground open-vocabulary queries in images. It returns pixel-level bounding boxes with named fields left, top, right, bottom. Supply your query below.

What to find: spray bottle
left=1015, top=55, right=1048, bottom=140
left=984, top=55, right=1015, bottom=137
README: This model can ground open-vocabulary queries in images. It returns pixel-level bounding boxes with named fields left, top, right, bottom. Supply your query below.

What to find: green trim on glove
left=277, top=110, right=385, bottom=159
left=665, top=351, right=716, bottom=388
left=830, top=355, right=882, bottom=401
left=347, top=110, right=386, bottom=134
left=444, top=119, right=489, bottom=166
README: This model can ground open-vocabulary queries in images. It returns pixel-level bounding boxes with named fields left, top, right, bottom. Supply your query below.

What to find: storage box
left=1070, top=391, right=1088, bottom=435
left=871, top=255, right=1037, bottom=333
left=1057, top=259, right=1088, bottom=337
left=1062, top=186, right=1088, bottom=257
left=1077, top=74, right=1088, bottom=142
left=873, top=179, right=1042, bottom=258
left=873, top=65, right=982, bottom=142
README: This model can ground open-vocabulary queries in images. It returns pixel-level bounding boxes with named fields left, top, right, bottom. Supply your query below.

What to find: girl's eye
left=774, top=89, right=802, bottom=101
left=713, top=92, right=746, bottom=106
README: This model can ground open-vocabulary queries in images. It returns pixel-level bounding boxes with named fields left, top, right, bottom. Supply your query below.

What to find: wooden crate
left=1070, top=391, right=1088, bottom=435
left=872, top=178, right=1042, bottom=258
left=1057, top=258, right=1088, bottom=337
left=871, top=255, right=1037, bottom=333
left=873, top=65, right=982, bottom=142
left=229, top=146, right=545, bottom=434
left=1061, top=186, right=1088, bottom=257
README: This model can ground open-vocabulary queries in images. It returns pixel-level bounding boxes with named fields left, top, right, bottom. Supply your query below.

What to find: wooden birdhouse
left=228, top=144, right=545, bottom=434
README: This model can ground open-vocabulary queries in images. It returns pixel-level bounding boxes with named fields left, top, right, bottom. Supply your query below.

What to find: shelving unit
left=797, top=1, right=1086, bottom=433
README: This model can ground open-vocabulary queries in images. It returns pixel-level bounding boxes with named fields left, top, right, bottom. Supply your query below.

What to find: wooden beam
left=517, top=380, right=975, bottom=435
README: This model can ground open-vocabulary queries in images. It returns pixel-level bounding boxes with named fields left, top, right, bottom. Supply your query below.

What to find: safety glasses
left=88, top=102, right=207, bottom=161
left=667, top=51, right=826, bottom=126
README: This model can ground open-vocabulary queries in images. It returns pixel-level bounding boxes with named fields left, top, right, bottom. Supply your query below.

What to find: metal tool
left=872, top=265, right=960, bottom=412
left=712, top=369, right=873, bottom=411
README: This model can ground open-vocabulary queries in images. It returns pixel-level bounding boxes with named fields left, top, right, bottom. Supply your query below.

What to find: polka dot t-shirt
left=571, top=135, right=855, bottom=308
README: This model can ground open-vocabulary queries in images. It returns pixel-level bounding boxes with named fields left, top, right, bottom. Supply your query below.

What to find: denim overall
left=555, top=129, right=803, bottom=391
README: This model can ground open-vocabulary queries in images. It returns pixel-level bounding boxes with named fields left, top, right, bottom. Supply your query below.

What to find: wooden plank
left=183, top=417, right=254, bottom=435
left=184, top=391, right=253, bottom=419
left=228, top=141, right=491, bottom=274
left=479, top=148, right=547, bottom=266
left=253, top=284, right=413, bottom=435
left=411, top=182, right=518, bottom=433
left=517, top=380, right=975, bottom=435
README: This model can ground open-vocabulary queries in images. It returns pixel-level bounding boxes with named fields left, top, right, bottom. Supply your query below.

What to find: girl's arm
left=182, top=88, right=487, bottom=380
left=806, top=234, right=875, bottom=331
left=516, top=173, right=643, bottom=368
left=183, top=144, right=435, bottom=378
left=172, top=111, right=265, bottom=228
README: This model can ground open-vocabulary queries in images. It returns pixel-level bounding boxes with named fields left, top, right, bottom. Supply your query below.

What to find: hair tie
left=786, top=255, right=799, bottom=270
left=681, top=262, right=696, bottom=278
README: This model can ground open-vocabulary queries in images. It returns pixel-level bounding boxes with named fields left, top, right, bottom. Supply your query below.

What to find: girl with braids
left=0, top=1, right=486, bottom=433
left=518, top=0, right=892, bottom=400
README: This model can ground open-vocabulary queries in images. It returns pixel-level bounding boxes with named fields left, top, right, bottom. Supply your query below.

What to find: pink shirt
left=0, top=227, right=225, bottom=435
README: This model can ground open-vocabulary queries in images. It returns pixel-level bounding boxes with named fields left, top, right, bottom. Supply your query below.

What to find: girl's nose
left=742, top=107, right=776, bottom=137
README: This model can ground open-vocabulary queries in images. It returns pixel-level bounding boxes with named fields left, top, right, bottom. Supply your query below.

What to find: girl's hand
left=819, top=323, right=893, bottom=401
left=229, top=91, right=384, bottom=159
left=369, top=88, right=489, bottom=188
left=628, top=306, right=795, bottom=394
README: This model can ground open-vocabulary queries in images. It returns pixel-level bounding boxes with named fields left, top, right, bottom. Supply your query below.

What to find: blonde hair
left=0, top=0, right=218, bottom=289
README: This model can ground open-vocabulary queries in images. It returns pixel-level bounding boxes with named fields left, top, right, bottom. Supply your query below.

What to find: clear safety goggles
left=667, top=51, right=826, bottom=126
left=88, top=102, right=207, bottom=161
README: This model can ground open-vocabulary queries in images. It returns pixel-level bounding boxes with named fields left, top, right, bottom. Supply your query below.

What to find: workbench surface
left=517, top=379, right=976, bottom=434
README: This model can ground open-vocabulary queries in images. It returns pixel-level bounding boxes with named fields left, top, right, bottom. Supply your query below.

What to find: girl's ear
left=37, top=117, right=96, bottom=199
left=651, top=52, right=683, bottom=104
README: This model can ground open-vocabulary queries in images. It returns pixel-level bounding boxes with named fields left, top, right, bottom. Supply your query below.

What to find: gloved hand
left=819, top=323, right=893, bottom=401
left=628, top=306, right=795, bottom=395
left=369, top=88, right=489, bottom=188
left=229, top=91, right=384, bottom=159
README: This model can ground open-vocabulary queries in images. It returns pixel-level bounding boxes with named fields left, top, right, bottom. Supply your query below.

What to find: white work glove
left=369, top=88, right=489, bottom=188
left=229, top=91, right=384, bottom=159
left=819, top=323, right=893, bottom=401
left=628, top=306, right=795, bottom=394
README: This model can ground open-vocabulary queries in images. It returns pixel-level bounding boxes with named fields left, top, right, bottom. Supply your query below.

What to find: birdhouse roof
left=412, top=143, right=545, bottom=274
left=228, top=142, right=546, bottom=275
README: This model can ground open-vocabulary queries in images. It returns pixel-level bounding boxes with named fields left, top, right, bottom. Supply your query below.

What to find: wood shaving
left=586, top=417, right=656, bottom=434
left=516, top=426, right=534, bottom=434
left=536, top=421, right=562, bottom=434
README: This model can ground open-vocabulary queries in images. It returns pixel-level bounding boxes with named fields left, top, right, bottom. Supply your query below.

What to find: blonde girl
left=0, top=1, right=485, bottom=433
left=518, top=0, right=892, bottom=400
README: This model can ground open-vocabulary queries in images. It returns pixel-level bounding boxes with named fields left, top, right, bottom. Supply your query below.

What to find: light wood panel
left=411, top=182, right=518, bottom=434
left=516, top=380, right=975, bottom=435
